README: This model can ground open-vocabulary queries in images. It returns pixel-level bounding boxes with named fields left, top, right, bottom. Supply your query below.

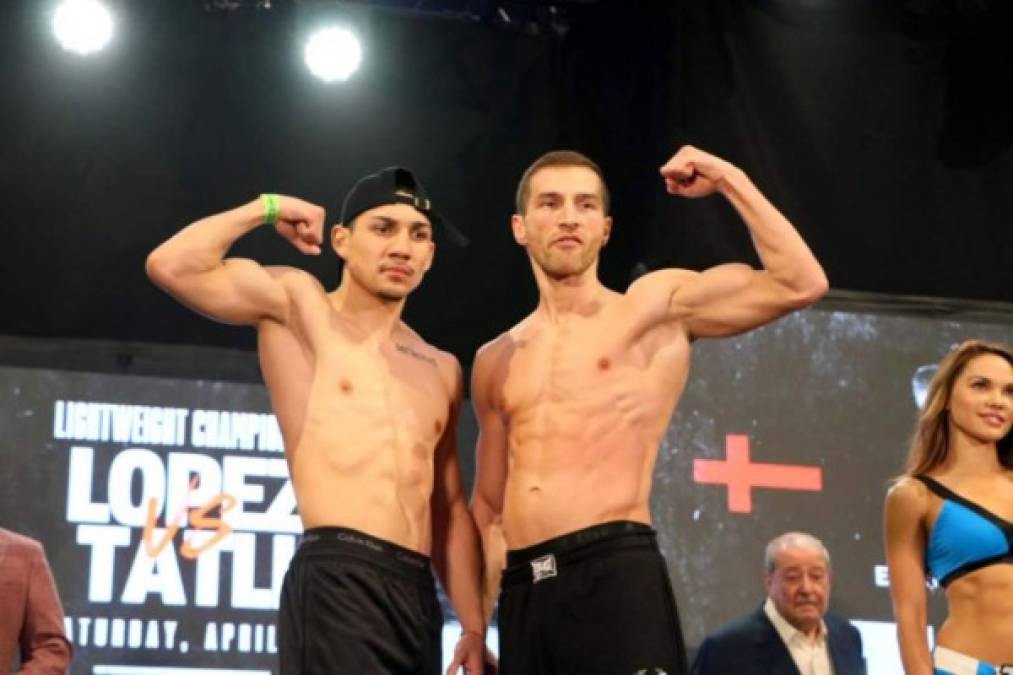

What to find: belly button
left=597, top=357, right=611, bottom=371
left=339, top=379, right=353, bottom=394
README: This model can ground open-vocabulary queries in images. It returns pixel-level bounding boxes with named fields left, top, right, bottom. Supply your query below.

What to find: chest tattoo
left=395, top=343, right=437, bottom=366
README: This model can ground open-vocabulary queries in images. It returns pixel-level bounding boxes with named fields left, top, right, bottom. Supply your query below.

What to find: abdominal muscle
left=259, top=322, right=438, bottom=554
left=496, top=316, right=689, bottom=550
left=287, top=422, right=435, bottom=553
left=500, top=395, right=669, bottom=550
left=939, top=568, right=1013, bottom=664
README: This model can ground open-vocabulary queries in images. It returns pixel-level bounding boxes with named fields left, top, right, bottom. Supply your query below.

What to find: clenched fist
left=659, top=145, right=738, bottom=199
left=269, top=195, right=326, bottom=255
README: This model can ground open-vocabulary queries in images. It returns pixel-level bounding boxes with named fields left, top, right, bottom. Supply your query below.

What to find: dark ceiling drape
left=1, top=0, right=1009, bottom=364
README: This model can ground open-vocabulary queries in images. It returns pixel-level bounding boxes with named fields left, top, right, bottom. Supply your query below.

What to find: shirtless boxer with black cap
left=147, top=167, right=484, bottom=674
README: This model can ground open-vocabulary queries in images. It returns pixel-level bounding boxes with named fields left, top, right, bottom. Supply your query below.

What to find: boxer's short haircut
left=515, top=150, right=610, bottom=215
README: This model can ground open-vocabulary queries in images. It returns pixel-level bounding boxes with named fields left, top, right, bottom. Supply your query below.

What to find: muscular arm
left=430, top=358, right=486, bottom=672
left=469, top=345, right=510, bottom=622
left=145, top=196, right=324, bottom=325
left=884, top=479, right=933, bottom=675
left=630, top=146, right=828, bottom=339
left=19, top=543, right=72, bottom=675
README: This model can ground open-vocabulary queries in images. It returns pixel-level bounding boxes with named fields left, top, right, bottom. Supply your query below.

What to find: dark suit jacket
left=0, top=529, right=72, bottom=675
left=691, top=605, right=865, bottom=675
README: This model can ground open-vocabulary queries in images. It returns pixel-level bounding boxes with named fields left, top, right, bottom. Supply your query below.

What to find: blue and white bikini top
left=915, top=475, right=1013, bottom=588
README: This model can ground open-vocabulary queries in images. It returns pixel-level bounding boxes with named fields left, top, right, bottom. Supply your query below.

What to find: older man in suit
left=691, top=532, right=864, bottom=675
left=0, top=528, right=72, bottom=675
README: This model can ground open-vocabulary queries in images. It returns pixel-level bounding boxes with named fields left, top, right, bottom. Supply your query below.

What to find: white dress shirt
left=763, top=597, right=834, bottom=675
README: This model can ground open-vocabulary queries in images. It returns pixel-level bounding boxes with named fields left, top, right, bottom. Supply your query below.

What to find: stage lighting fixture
left=303, top=25, right=363, bottom=82
left=52, top=0, right=114, bottom=55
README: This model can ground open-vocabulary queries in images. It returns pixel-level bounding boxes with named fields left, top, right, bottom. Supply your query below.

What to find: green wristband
left=261, top=193, right=280, bottom=225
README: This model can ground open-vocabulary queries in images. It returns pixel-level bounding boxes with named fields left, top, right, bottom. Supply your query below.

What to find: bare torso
left=927, top=473, right=1013, bottom=664
left=258, top=272, right=453, bottom=553
left=485, top=290, right=690, bottom=548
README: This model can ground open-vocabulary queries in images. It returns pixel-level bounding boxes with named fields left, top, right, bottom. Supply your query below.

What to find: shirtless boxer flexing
left=146, top=168, right=484, bottom=674
left=470, top=146, right=829, bottom=675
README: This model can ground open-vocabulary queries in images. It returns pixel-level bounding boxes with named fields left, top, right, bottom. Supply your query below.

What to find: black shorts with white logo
left=498, top=521, right=687, bottom=675
left=278, top=527, right=443, bottom=675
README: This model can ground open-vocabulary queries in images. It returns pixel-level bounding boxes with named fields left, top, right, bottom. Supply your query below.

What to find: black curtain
left=1, top=0, right=1010, bottom=365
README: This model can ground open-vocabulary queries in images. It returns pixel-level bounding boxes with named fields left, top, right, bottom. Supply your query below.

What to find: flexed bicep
left=147, top=196, right=326, bottom=326
left=627, top=265, right=791, bottom=340
left=671, top=264, right=810, bottom=339
left=652, top=145, right=828, bottom=339
left=158, top=258, right=296, bottom=326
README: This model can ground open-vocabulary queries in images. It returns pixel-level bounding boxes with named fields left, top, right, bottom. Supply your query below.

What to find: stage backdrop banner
left=654, top=307, right=1012, bottom=672
left=1, top=304, right=1011, bottom=674
left=1, top=368, right=289, bottom=674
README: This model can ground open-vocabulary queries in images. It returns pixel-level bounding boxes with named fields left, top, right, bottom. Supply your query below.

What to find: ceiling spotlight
left=303, top=26, right=362, bottom=83
left=52, top=0, right=115, bottom=55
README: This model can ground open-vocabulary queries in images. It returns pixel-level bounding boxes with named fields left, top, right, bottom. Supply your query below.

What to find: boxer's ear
left=332, top=224, right=349, bottom=260
left=511, top=214, right=527, bottom=246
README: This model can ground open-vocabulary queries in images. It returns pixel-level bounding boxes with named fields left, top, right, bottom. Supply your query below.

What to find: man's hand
left=445, top=630, right=493, bottom=675
left=272, top=196, right=325, bottom=255
left=659, top=145, right=737, bottom=199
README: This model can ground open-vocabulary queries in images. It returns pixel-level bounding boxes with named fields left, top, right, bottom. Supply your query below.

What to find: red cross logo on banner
left=693, top=434, right=823, bottom=513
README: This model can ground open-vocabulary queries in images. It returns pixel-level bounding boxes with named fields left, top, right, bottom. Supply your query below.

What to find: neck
left=798, top=622, right=822, bottom=641
left=531, top=260, right=607, bottom=322
left=767, top=597, right=822, bottom=642
left=945, top=427, right=1002, bottom=474
left=330, top=277, right=405, bottom=338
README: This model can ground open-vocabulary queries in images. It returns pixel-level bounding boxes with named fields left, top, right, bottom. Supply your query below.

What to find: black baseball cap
left=338, top=167, right=468, bottom=246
